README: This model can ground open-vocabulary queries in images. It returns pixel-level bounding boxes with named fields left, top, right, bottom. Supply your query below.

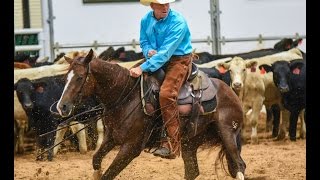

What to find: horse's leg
left=181, top=134, right=206, bottom=180
left=92, top=128, right=115, bottom=180
left=94, top=119, right=104, bottom=152
left=219, top=124, right=246, bottom=179
left=299, top=109, right=306, bottom=139
left=100, top=143, right=142, bottom=179
left=69, top=121, right=87, bottom=154
left=53, top=124, right=68, bottom=156
left=182, top=148, right=199, bottom=180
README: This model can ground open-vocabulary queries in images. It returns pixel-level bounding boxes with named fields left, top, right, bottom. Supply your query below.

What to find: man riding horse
left=55, top=0, right=246, bottom=178
left=130, top=0, right=193, bottom=159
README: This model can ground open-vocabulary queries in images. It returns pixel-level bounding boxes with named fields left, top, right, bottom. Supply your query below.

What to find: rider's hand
left=148, top=50, right=157, bottom=57
left=129, top=66, right=143, bottom=78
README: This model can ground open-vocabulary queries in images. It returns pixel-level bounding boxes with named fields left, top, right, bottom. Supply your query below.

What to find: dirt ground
left=14, top=113, right=306, bottom=180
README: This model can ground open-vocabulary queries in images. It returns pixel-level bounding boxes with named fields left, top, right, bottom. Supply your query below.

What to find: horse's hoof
left=236, top=172, right=245, bottom=180
left=93, top=169, right=102, bottom=180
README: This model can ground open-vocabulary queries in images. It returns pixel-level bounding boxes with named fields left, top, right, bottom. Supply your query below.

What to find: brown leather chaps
left=159, top=54, right=192, bottom=157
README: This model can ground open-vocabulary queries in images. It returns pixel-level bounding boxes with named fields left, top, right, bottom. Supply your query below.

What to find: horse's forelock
left=64, top=56, right=86, bottom=80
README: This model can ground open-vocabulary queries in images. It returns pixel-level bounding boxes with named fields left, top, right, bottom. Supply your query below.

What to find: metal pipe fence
left=52, top=34, right=306, bottom=54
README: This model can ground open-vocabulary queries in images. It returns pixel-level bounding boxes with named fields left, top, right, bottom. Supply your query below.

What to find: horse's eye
left=76, top=77, right=83, bottom=82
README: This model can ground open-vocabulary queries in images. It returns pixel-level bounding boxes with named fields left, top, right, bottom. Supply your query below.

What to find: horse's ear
left=64, top=56, right=73, bottom=64
left=83, top=49, right=95, bottom=64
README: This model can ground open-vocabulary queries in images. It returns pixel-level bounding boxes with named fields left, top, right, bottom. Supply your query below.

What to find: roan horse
left=56, top=49, right=246, bottom=180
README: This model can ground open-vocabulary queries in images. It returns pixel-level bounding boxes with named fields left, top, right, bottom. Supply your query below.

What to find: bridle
left=72, top=61, right=91, bottom=108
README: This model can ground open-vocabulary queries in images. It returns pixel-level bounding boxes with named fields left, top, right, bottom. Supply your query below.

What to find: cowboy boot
left=153, top=137, right=177, bottom=159
left=153, top=123, right=181, bottom=159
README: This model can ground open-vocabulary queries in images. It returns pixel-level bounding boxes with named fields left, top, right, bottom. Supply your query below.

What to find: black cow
left=259, top=59, right=306, bottom=141
left=194, top=49, right=281, bottom=64
left=14, top=75, right=103, bottom=160
left=199, top=67, right=231, bottom=85
left=14, top=53, right=39, bottom=65
left=99, top=46, right=144, bottom=62
left=273, top=38, right=303, bottom=51
left=112, top=46, right=144, bottom=62
left=98, top=47, right=118, bottom=61
left=118, top=50, right=144, bottom=62
left=194, top=38, right=303, bottom=64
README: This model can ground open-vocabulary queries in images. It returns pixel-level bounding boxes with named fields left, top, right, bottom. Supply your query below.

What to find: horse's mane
left=91, top=57, right=130, bottom=73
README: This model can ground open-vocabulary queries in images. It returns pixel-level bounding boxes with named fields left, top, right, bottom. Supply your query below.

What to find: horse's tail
left=236, top=129, right=242, bottom=153
left=214, top=144, right=228, bottom=180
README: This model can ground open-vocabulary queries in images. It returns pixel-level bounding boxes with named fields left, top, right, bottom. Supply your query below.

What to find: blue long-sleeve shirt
left=139, top=9, right=193, bottom=73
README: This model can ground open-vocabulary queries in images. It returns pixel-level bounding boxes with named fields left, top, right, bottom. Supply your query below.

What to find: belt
left=171, top=53, right=191, bottom=60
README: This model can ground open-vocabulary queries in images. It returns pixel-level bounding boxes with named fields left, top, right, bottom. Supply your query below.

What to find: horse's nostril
left=62, top=104, right=67, bottom=112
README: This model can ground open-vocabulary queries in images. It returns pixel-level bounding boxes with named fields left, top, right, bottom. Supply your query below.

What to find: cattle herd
left=14, top=37, right=306, bottom=171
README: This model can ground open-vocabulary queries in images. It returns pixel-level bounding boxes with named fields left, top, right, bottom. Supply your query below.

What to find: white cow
left=217, top=49, right=303, bottom=143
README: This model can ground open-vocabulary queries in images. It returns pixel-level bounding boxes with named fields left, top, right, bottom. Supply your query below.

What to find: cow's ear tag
left=292, top=68, right=300, bottom=75
left=218, top=66, right=226, bottom=74
left=286, top=44, right=291, bottom=50
left=119, top=52, right=126, bottom=59
left=260, top=67, right=266, bottom=74
left=36, top=86, right=44, bottom=93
